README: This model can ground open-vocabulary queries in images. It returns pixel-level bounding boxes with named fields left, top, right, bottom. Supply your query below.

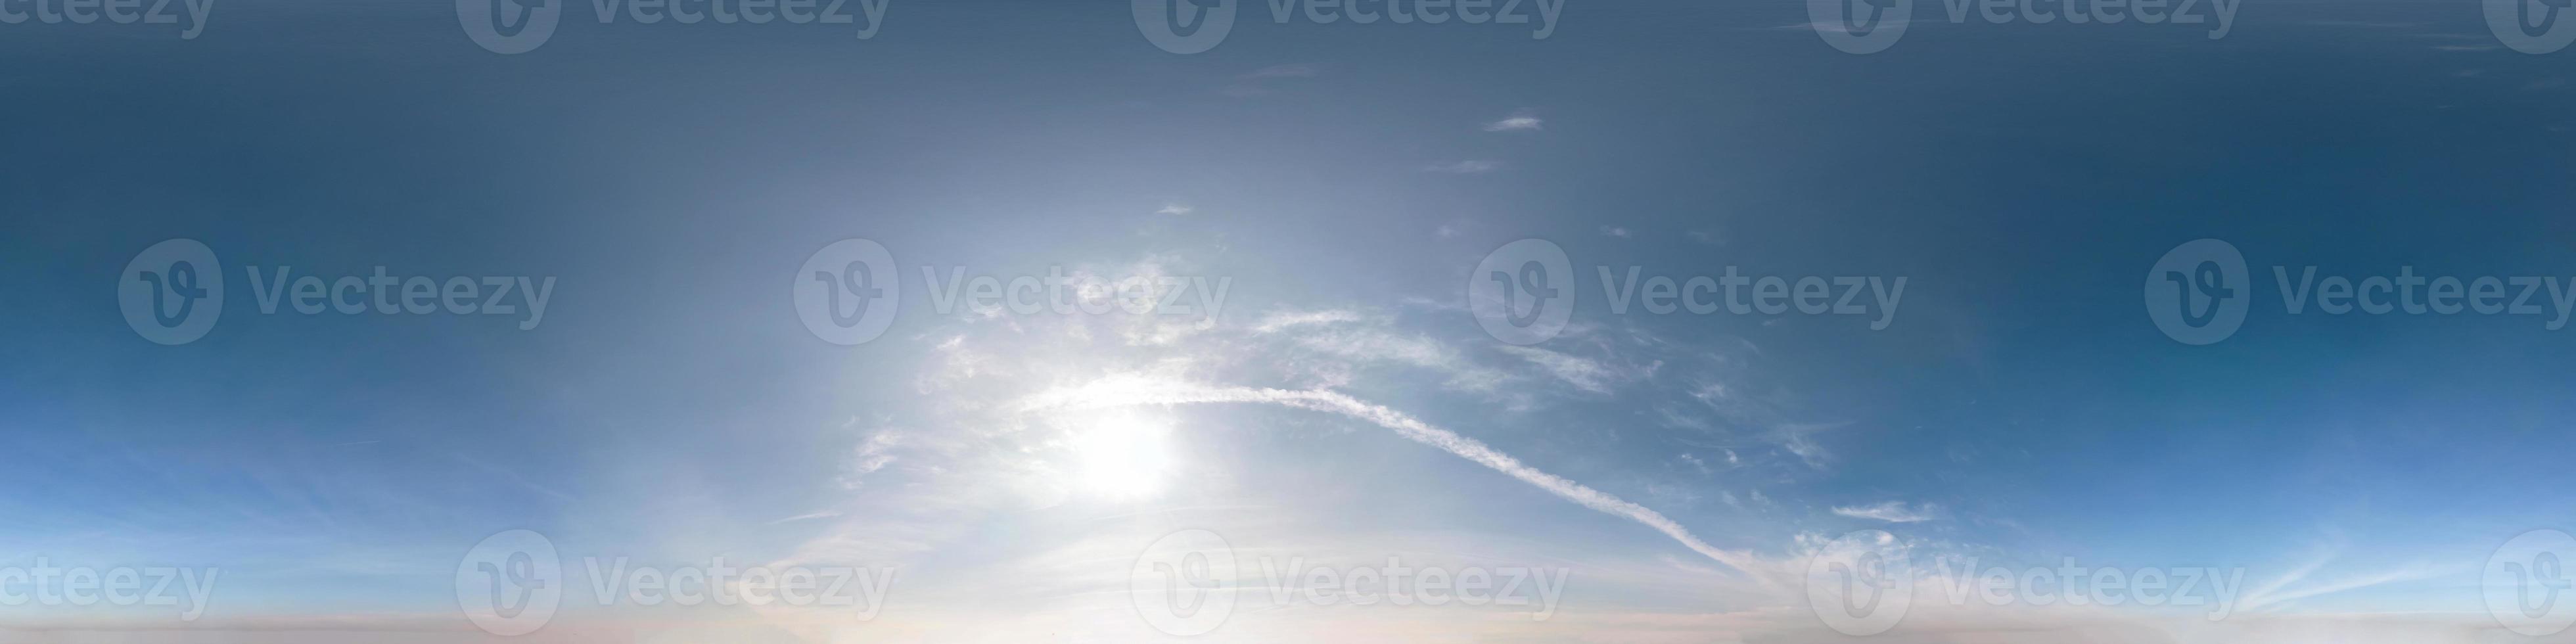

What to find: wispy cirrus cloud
left=2235, top=545, right=2468, bottom=614
left=1832, top=500, right=1939, bottom=522
left=1253, top=308, right=1365, bottom=333
left=1483, top=109, right=1542, bottom=132
left=839, top=427, right=904, bottom=487
left=1497, top=344, right=1620, bottom=394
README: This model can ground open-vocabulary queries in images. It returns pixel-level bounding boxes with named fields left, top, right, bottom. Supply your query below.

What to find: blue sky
left=3, top=0, right=2575, bottom=641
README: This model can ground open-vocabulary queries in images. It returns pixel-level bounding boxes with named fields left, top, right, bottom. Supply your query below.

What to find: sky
left=3, top=0, right=2576, bottom=641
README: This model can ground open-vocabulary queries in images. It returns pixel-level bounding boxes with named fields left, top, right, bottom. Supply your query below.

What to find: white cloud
left=1831, top=500, right=1939, bottom=523
left=1771, top=421, right=1845, bottom=469
left=2235, top=545, right=2469, bottom=614
left=1678, top=453, right=1713, bottom=475
left=1483, top=109, right=1543, bottom=132
left=1295, top=327, right=1511, bottom=392
left=1254, top=309, right=1364, bottom=333
left=1156, top=203, right=1193, bottom=216
left=839, top=428, right=905, bottom=488
left=1496, top=345, right=1619, bottom=394
left=1600, top=225, right=1631, bottom=238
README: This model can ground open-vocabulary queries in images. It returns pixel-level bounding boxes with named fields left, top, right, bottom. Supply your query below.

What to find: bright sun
left=1071, top=414, right=1176, bottom=501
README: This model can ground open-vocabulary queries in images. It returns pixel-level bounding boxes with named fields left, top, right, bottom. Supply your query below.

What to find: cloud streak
left=1016, top=375, right=1759, bottom=572
left=1831, top=500, right=1938, bottom=522
left=1483, top=110, right=1543, bottom=132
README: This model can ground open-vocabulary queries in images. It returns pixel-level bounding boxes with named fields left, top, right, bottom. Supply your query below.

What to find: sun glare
left=1071, top=414, right=1176, bottom=501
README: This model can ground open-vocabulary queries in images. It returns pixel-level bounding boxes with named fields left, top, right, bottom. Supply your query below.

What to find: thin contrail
left=1017, top=377, right=1758, bottom=573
